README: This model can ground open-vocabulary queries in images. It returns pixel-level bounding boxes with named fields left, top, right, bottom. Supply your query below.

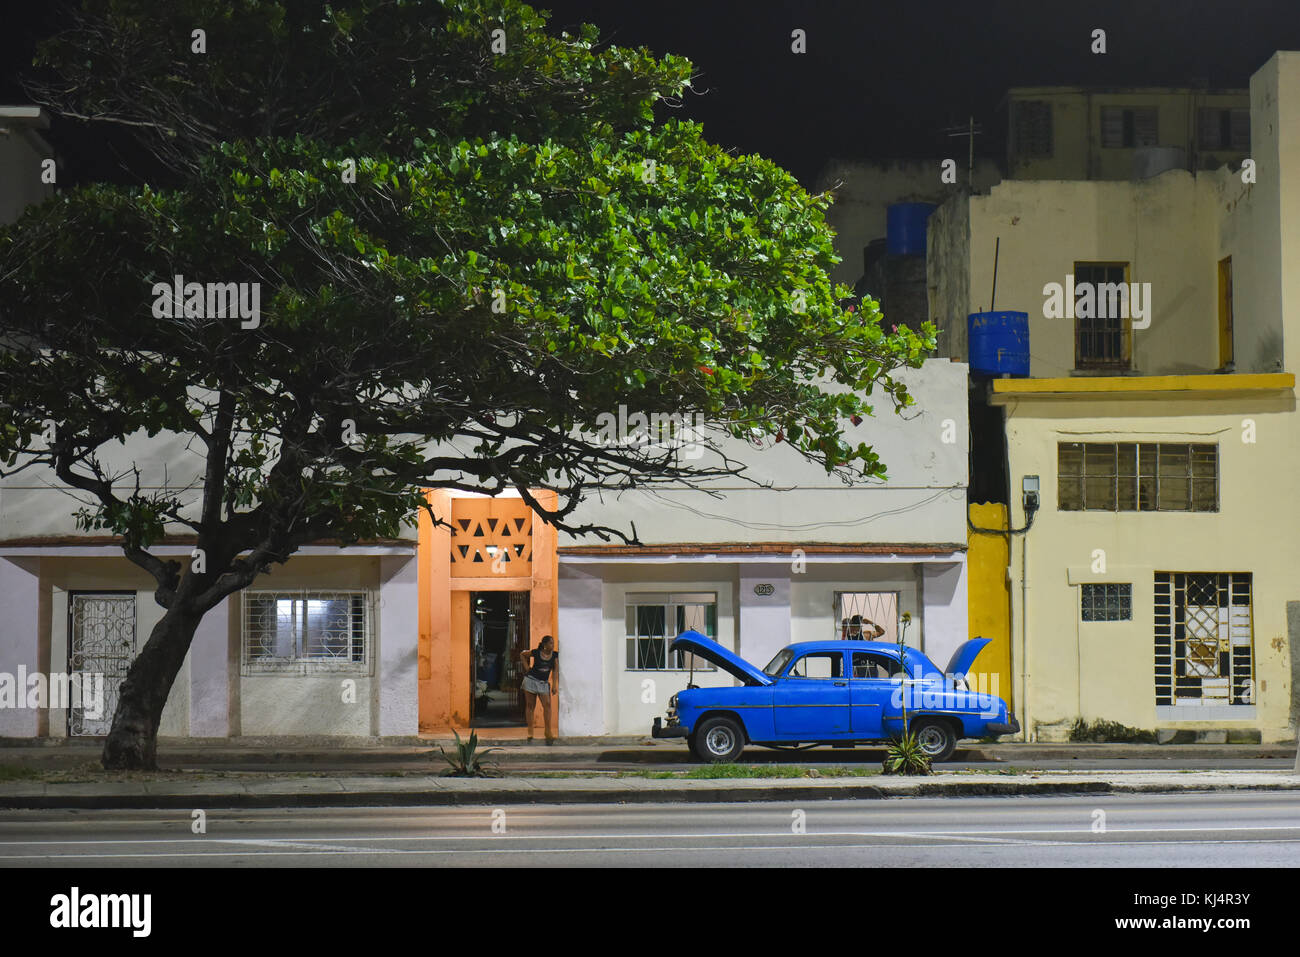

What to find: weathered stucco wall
left=557, top=358, right=970, bottom=550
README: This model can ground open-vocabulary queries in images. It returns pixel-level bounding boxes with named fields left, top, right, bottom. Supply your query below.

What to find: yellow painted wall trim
left=991, top=373, right=1294, bottom=403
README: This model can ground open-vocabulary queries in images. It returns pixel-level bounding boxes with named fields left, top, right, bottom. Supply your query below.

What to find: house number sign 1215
left=753, top=583, right=775, bottom=596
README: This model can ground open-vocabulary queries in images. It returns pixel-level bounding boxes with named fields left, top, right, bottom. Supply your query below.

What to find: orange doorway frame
left=417, top=490, right=559, bottom=732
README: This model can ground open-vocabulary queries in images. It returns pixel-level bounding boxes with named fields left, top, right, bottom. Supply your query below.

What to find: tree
left=0, top=0, right=936, bottom=769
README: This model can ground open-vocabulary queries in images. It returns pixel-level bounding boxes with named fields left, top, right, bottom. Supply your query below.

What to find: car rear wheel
left=692, top=716, right=745, bottom=763
left=911, top=717, right=958, bottom=762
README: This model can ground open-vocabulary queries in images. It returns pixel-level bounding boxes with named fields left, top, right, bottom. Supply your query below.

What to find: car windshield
left=762, top=649, right=794, bottom=677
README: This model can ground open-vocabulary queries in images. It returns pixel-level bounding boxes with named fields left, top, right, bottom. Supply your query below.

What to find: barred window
left=1081, top=583, right=1132, bottom=621
left=1059, top=442, right=1218, bottom=512
left=1100, top=106, right=1158, bottom=148
left=1074, top=262, right=1130, bottom=370
left=625, top=593, right=717, bottom=671
left=1013, top=100, right=1053, bottom=159
left=1197, top=107, right=1250, bottom=150
left=243, top=591, right=372, bottom=675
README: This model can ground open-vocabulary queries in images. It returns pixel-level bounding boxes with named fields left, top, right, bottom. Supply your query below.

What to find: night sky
left=5, top=0, right=1300, bottom=186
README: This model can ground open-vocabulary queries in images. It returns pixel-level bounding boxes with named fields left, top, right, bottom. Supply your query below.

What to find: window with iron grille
left=1058, top=442, right=1218, bottom=511
left=1197, top=107, right=1250, bottom=150
left=243, top=591, right=372, bottom=674
left=1154, top=572, right=1253, bottom=706
left=1081, top=583, right=1132, bottom=621
left=1074, top=263, right=1130, bottom=369
left=625, top=593, right=717, bottom=671
left=1100, top=106, right=1158, bottom=147
left=1013, top=100, right=1053, bottom=158
left=834, top=591, right=900, bottom=642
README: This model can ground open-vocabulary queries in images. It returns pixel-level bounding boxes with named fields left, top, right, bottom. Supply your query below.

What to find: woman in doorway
left=520, top=634, right=558, bottom=743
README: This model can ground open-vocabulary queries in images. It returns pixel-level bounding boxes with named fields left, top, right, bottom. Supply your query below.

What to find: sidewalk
left=1, top=768, right=1298, bottom=810
left=1, top=738, right=1295, bottom=768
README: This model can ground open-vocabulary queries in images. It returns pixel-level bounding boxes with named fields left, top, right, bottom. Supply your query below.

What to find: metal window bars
left=243, top=591, right=373, bottom=675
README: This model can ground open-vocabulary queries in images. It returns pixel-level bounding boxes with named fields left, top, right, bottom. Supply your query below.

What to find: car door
left=849, top=650, right=903, bottom=738
left=772, top=650, right=851, bottom=738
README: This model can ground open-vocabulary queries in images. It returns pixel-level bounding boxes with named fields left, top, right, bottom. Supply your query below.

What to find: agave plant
left=882, top=610, right=930, bottom=774
left=437, top=730, right=501, bottom=777
left=881, top=730, right=933, bottom=775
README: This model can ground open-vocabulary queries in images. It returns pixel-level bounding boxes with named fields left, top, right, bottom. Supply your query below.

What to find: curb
left=3, top=778, right=1298, bottom=810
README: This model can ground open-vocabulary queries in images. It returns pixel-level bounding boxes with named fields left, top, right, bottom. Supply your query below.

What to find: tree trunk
left=101, top=603, right=202, bottom=770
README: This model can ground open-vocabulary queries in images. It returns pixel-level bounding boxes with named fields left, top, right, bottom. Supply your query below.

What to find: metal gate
left=68, top=593, right=137, bottom=736
left=505, top=591, right=530, bottom=722
left=1154, top=572, right=1254, bottom=706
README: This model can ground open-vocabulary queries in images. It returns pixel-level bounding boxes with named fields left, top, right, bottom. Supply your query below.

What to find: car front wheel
left=911, top=717, right=958, bottom=762
left=692, top=716, right=745, bottom=763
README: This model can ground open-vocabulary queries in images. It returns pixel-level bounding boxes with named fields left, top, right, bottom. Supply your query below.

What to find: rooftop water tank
left=968, top=311, right=1030, bottom=377
left=886, top=202, right=937, bottom=256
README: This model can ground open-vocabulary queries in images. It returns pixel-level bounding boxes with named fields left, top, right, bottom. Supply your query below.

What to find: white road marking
left=3, top=821, right=1300, bottom=847
left=4, top=837, right=1300, bottom=861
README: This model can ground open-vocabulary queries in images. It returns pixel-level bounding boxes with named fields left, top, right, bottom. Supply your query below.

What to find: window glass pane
left=789, top=653, right=840, bottom=679
left=245, top=596, right=275, bottom=657
left=1084, top=444, right=1117, bottom=509
left=1138, top=443, right=1159, bottom=510
left=627, top=599, right=717, bottom=670
left=763, top=649, right=793, bottom=677
left=1158, top=445, right=1191, bottom=510
left=275, top=599, right=297, bottom=657
left=1058, top=443, right=1083, bottom=510
left=1191, top=478, right=1218, bottom=512
left=852, top=652, right=901, bottom=678
left=303, top=598, right=354, bottom=657
left=1082, top=583, right=1132, bottom=621
left=640, top=636, right=666, bottom=669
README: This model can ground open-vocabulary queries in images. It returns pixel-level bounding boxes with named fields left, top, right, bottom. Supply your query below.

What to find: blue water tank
left=886, top=202, right=938, bottom=256
left=968, top=311, right=1030, bottom=377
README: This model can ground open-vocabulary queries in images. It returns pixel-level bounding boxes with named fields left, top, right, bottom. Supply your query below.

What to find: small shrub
left=437, top=730, right=501, bottom=777
left=881, top=732, right=933, bottom=775
left=1068, top=718, right=1157, bottom=743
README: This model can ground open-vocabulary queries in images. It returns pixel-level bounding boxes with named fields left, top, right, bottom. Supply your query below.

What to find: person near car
left=845, top=614, right=886, bottom=639
left=520, top=634, right=558, bottom=743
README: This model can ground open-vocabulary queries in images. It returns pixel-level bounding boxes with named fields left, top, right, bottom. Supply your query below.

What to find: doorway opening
left=470, top=590, right=530, bottom=727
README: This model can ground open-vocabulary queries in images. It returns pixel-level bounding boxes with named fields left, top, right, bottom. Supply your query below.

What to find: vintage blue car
left=651, top=630, right=1019, bottom=762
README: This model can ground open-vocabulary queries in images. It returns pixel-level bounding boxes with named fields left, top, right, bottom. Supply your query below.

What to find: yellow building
left=1003, top=86, right=1249, bottom=181
left=934, top=54, right=1300, bottom=743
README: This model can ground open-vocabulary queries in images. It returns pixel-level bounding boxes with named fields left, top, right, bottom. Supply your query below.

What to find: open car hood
left=944, top=637, right=992, bottom=680
left=669, top=631, right=774, bottom=687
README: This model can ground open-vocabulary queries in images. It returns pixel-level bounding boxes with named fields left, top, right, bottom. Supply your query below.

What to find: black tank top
left=526, top=649, right=557, bottom=682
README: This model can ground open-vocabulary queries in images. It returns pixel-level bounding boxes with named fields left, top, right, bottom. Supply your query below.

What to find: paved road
left=2, top=792, right=1297, bottom=866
